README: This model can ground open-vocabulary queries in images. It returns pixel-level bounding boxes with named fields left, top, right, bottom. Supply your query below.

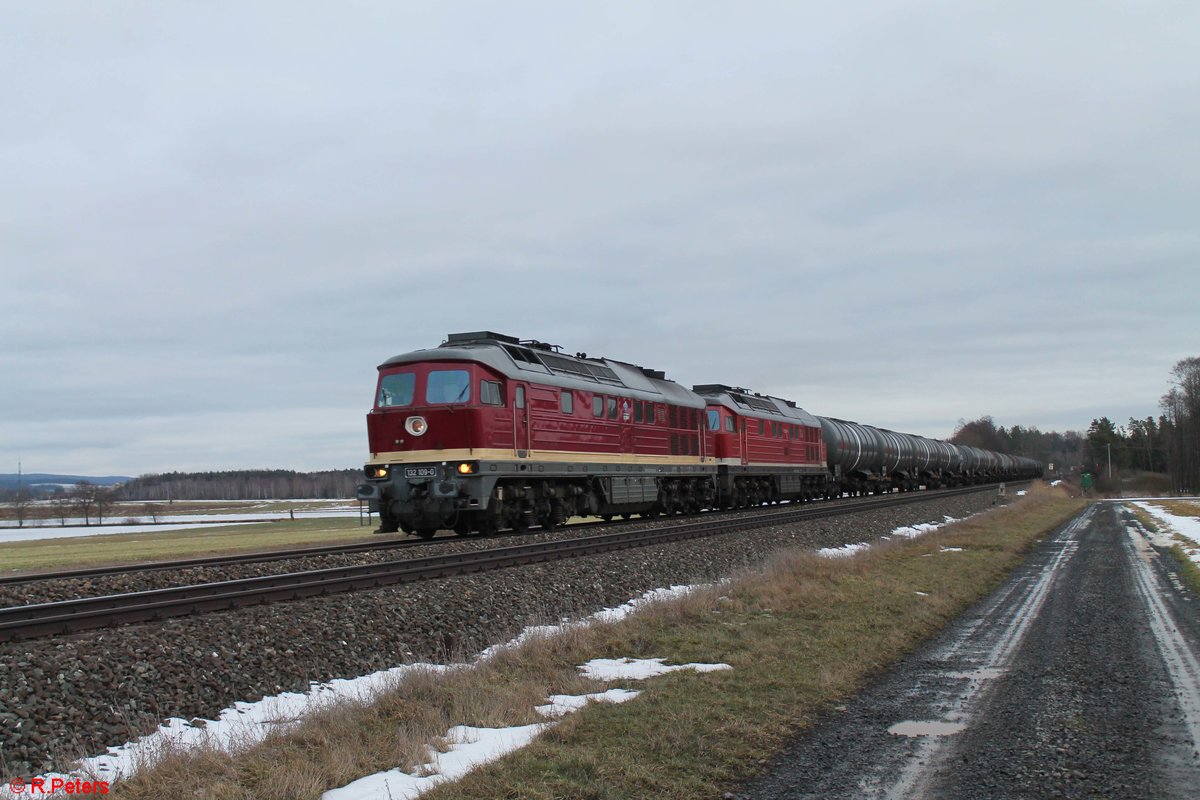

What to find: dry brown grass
left=1158, top=500, right=1200, bottom=518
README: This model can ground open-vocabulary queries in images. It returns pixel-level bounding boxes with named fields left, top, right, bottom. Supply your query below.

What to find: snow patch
left=818, top=542, right=869, bottom=558
left=579, top=657, right=733, bottom=681
left=535, top=688, right=641, bottom=718
left=322, top=724, right=546, bottom=800
left=818, top=514, right=965, bottom=559
left=1133, top=502, right=1200, bottom=567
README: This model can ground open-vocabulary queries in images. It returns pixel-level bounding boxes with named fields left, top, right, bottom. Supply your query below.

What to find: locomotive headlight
left=456, top=461, right=478, bottom=475
left=367, top=465, right=390, bottom=479
left=405, top=416, right=428, bottom=436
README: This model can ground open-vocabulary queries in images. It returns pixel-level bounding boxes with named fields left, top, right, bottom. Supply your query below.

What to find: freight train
left=356, top=332, right=1042, bottom=537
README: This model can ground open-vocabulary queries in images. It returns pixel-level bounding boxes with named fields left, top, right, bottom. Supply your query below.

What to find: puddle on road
left=888, top=720, right=967, bottom=737
left=945, top=667, right=1004, bottom=681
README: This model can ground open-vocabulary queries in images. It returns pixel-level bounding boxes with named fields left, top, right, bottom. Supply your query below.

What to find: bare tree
left=12, top=485, right=31, bottom=528
left=49, top=491, right=74, bottom=526
left=1161, top=357, right=1200, bottom=493
left=94, top=487, right=115, bottom=526
left=73, top=481, right=97, bottom=526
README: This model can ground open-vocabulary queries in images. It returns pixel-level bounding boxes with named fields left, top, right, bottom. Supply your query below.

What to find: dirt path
left=741, top=503, right=1200, bottom=799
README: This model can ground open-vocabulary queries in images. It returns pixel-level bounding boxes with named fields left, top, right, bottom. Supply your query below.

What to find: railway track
left=0, top=483, right=1017, bottom=642
left=0, top=484, right=1011, bottom=587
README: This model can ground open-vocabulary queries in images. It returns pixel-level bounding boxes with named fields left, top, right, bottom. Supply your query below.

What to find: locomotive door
left=739, top=418, right=749, bottom=466
left=619, top=398, right=633, bottom=454
left=514, top=384, right=530, bottom=457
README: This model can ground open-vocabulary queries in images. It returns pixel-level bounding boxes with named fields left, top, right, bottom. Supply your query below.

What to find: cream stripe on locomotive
left=368, top=448, right=712, bottom=467
left=712, top=458, right=826, bottom=469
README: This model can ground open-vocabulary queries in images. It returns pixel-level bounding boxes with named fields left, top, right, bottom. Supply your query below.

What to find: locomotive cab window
left=378, top=372, right=415, bottom=408
left=480, top=380, right=504, bottom=406
left=707, top=410, right=720, bottom=431
left=515, top=385, right=526, bottom=409
left=607, top=397, right=618, bottom=420
left=593, top=396, right=603, bottom=417
left=560, top=391, right=573, bottom=414
left=725, top=415, right=735, bottom=432
left=425, top=370, right=471, bottom=404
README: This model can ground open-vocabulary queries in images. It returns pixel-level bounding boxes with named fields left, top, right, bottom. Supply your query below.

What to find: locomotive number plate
left=404, top=466, right=438, bottom=478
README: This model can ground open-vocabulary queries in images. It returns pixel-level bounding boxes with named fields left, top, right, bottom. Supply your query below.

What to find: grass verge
left=108, top=483, right=1082, bottom=800
left=1168, top=545, right=1200, bottom=595
left=1127, top=501, right=1200, bottom=595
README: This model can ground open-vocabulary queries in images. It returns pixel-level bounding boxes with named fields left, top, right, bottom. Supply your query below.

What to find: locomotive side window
left=561, top=391, right=573, bottom=414
left=426, top=370, right=471, bottom=404
left=759, top=419, right=765, bottom=435
left=634, top=402, right=643, bottom=423
left=480, top=380, right=504, bottom=406
left=706, top=410, right=720, bottom=431
left=607, top=397, right=618, bottom=420
left=725, top=416, right=735, bottom=432
left=515, top=385, right=525, bottom=409
left=378, top=372, right=415, bottom=408
left=593, top=396, right=603, bottom=417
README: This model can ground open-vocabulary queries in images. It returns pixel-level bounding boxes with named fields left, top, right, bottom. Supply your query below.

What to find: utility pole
left=15, top=459, right=24, bottom=528
left=1107, top=442, right=1112, bottom=479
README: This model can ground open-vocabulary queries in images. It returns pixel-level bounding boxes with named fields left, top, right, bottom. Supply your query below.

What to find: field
left=0, top=500, right=381, bottom=574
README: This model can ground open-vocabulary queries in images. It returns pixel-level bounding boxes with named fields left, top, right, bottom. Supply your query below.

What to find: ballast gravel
left=0, top=493, right=999, bottom=777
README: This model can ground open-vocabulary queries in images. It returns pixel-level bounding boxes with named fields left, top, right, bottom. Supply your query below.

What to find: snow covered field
left=0, top=503, right=362, bottom=544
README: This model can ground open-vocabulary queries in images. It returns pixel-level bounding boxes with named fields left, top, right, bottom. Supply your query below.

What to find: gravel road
left=740, top=502, right=1200, bottom=800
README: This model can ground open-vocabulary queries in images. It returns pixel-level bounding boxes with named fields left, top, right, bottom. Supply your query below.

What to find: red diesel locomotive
left=357, top=332, right=1041, bottom=536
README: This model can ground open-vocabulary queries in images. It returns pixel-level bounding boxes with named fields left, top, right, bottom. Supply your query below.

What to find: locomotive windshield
left=426, top=369, right=471, bottom=404
left=378, top=372, right=415, bottom=408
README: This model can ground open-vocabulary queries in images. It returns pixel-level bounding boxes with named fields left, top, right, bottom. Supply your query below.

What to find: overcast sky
left=2, top=1, right=1197, bottom=476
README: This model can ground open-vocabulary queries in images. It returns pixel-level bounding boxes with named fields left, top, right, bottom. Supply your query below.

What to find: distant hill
left=0, top=473, right=131, bottom=490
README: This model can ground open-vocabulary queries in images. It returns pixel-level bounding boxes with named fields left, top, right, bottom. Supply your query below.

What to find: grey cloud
left=2, top=2, right=1198, bottom=474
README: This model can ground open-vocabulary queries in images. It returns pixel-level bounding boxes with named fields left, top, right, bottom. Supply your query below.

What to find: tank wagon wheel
left=415, top=528, right=437, bottom=540
left=600, top=514, right=613, bottom=523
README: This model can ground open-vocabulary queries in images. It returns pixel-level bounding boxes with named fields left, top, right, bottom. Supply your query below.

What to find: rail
left=0, top=483, right=1018, bottom=642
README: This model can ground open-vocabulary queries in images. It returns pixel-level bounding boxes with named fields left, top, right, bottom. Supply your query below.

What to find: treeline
left=1159, top=357, right=1199, bottom=492
left=1079, top=358, right=1199, bottom=492
left=950, top=417, right=1082, bottom=473
left=116, top=469, right=361, bottom=501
